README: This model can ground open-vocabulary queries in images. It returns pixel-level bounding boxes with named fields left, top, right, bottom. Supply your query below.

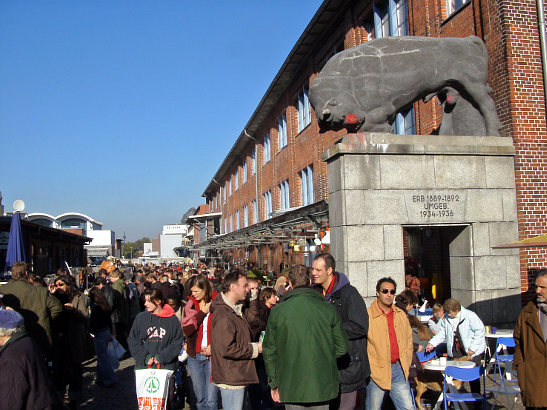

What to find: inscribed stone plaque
left=404, top=190, right=467, bottom=223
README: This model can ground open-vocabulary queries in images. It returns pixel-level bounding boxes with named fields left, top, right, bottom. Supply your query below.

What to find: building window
left=278, top=114, right=287, bottom=150
left=373, top=0, right=414, bottom=135
left=235, top=169, right=239, bottom=190
left=298, top=86, right=311, bottom=132
left=374, top=0, right=408, bottom=38
left=252, top=147, right=256, bottom=174
left=394, top=108, right=415, bottom=135
left=280, top=179, right=290, bottom=210
left=447, top=0, right=470, bottom=16
left=300, top=165, right=314, bottom=206
left=264, top=191, right=272, bottom=219
left=264, top=133, right=271, bottom=163
left=243, top=206, right=248, bottom=228
left=230, top=214, right=233, bottom=233
left=252, top=200, right=258, bottom=224
left=236, top=210, right=240, bottom=230
left=320, top=39, right=345, bottom=69
left=224, top=217, right=227, bottom=234
left=243, top=161, right=247, bottom=184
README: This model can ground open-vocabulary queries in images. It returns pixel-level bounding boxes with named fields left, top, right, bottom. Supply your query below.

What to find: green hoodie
left=262, top=287, right=348, bottom=403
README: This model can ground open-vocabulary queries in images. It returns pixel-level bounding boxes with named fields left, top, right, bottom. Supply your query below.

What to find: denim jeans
left=187, top=353, right=219, bottom=410
left=219, top=387, right=245, bottom=410
left=93, top=328, right=117, bottom=386
left=366, top=362, right=413, bottom=410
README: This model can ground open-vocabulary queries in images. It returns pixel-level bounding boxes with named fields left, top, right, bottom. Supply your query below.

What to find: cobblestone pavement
left=78, top=356, right=524, bottom=409
left=80, top=357, right=138, bottom=410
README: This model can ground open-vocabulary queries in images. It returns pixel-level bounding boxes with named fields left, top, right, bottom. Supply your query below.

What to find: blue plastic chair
left=409, top=380, right=418, bottom=410
left=416, top=350, right=437, bottom=363
left=443, top=366, right=487, bottom=409
left=493, top=337, right=515, bottom=381
left=486, top=337, right=520, bottom=409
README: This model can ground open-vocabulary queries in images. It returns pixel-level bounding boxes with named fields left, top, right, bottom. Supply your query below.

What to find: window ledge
left=296, top=123, right=311, bottom=136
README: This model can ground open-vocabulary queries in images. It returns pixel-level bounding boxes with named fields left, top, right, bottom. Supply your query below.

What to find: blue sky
left=0, top=1, right=322, bottom=241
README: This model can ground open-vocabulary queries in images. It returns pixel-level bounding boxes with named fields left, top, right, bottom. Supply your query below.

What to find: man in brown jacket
left=514, top=269, right=547, bottom=409
left=210, top=270, right=261, bottom=410
left=366, top=277, right=413, bottom=410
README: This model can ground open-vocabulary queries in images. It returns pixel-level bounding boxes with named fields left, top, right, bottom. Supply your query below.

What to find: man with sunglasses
left=366, top=277, right=413, bottom=410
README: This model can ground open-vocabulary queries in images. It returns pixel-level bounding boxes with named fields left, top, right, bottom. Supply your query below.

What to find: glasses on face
left=379, top=289, right=396, bottom=295
left=55, top=282, right=66, bottom=288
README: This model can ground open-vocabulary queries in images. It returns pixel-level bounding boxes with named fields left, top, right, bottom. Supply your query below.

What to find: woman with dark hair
left=50, top=274, right=89, bottom=409
left=182, top=275, right=219, bottom=410
left=395, top=290, right=433, bottom=385
left=129, top=289, right=183, bottom=410
left=88, top=287, right=117, bottom=387
left=261, top=287, right=277, bottom=310
left=395, top=290, right=432, bottom=349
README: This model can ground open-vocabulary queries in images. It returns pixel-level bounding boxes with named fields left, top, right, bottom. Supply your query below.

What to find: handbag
left=106, top=337, right=126, bottom=370
left=135, top=364, right=174, bottom=410
left=109, top=337, right=126, bottom=359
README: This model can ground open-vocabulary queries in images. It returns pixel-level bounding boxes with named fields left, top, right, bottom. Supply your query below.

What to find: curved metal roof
left=27, top=212, right=104, bottom=226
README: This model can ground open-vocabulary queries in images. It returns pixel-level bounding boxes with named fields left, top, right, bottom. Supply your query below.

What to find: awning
left=492, top=233, right=547, bottom=248
left=192, top=200, right=329, bottom=251
left=187, top=212, right=222, bottom=221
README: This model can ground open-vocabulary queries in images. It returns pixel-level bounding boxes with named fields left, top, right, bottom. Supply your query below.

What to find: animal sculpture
left=309, top=36, right=501, bottom=136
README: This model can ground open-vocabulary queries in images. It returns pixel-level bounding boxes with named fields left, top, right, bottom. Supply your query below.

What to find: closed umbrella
left=5, top=212, right=26, bottom=269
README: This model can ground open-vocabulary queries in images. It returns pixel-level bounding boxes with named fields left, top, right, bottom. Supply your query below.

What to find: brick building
left=195, top=0, right=546, bottom=302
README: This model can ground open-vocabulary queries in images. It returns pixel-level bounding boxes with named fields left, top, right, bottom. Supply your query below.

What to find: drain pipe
left=244, top=129, right=260, bottom=264
left=538, top=0, right=547, bottom=108
left=244, top=129, right=258, bottom=222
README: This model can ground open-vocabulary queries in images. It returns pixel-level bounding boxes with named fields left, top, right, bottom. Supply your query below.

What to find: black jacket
left=0, top=331, right=63, bottom=410
left=323, top=272, right=370, bottom=393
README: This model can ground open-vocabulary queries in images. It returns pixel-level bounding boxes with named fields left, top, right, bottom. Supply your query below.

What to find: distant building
left=0, top=215, right=90, bottom=275
left=27, top=212, right=115, bottom=259
left=160, top=224, right=188, bottom=259
left=185, top=205, right=222, bottom=265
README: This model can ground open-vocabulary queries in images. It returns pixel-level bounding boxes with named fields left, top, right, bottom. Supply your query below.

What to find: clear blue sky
left=0, top=1, right=323, bottom=241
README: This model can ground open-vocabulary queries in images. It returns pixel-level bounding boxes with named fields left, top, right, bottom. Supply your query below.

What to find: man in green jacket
left=0, top=261, right=62, bottom=357
left=263, top=265, right=348, bottom=409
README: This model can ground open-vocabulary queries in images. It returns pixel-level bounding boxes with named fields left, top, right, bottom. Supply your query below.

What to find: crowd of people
left=0, top=257, right=545, bottom=410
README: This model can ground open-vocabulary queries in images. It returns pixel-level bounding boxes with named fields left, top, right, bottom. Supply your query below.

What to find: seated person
left=427, top=303, right=444, bottom=335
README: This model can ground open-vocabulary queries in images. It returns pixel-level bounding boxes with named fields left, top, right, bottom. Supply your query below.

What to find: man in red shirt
left=366, top=277, right=413, bottom=409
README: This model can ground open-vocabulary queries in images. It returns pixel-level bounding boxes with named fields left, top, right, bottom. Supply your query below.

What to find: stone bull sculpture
left=309, top=36, right=501, bottom=136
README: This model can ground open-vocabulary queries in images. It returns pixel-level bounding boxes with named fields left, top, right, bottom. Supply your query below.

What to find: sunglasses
left=379, top=289, right=396, bottom=295
left=55, top=282, right=66, bottom=287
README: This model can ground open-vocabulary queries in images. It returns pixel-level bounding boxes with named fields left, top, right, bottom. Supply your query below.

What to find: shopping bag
left=106, top=340, right=120, bottom=370
left=108, top=337, right=126, bottom=359
left=135, top=365, right=174, bottom=410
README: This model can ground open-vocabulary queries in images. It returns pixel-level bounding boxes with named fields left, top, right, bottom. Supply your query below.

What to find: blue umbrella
left=5, top=212, right=26, bottom=269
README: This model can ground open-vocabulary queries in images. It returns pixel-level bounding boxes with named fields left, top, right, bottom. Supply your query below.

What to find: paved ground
left=78, top=357, right=524, bottom=409
left=80, top=357, right=138, bottom=409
